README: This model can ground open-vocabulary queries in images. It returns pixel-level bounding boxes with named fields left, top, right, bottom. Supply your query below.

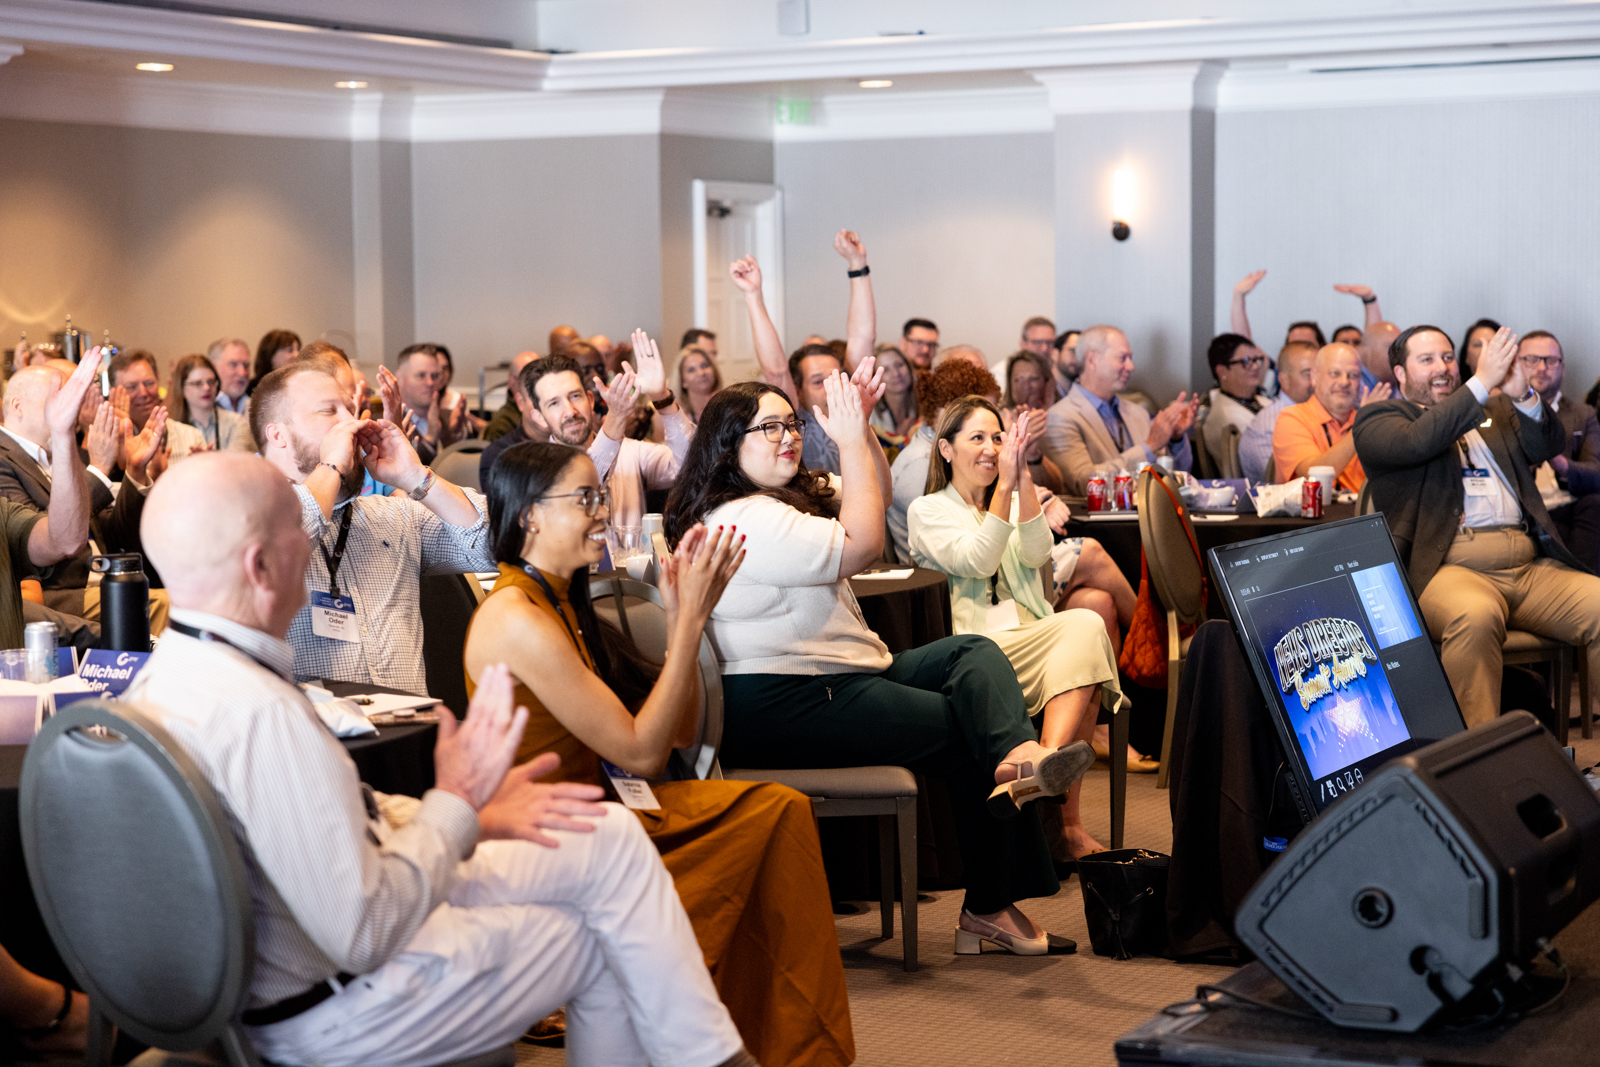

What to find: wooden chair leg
left=876, top=813, right=895, bottom=941
left=1157, top=612, right=1182, bottom=790
left=897, top=795, right=919, bottom=971
left=1110, top=701, right=1128, bottom=850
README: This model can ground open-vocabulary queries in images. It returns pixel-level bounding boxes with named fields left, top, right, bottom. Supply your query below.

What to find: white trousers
left=247, top=803, right=744, bottom=1067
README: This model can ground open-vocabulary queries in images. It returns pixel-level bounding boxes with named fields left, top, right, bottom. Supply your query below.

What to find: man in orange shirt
left=1273, top=342, right=1391, bottom=491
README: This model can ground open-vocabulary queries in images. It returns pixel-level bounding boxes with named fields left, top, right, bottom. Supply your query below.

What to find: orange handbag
left=1115, top=477, right=1205, bottom=688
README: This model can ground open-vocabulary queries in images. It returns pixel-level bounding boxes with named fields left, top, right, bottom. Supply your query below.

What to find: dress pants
left=1417, top=528, right=1600, bottom=727
left=720, top=634, right=1058, bottom=916
left=248, top=803, right=745, bottom=1067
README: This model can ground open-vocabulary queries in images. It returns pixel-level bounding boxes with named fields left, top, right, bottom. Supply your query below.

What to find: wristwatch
left=651, top=394, right=676, bottom=411
left=407, top=467, right=437, bottom=501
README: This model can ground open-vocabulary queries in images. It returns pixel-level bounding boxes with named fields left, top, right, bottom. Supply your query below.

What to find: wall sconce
left=1111, top=168, right=1133, bottom=242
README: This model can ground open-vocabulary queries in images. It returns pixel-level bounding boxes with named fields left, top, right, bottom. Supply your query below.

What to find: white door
left=693, top=180, right=783, bottom=386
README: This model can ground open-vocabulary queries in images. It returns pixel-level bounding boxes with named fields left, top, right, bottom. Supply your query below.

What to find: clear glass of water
left=607, top=524, right=651, bottom=580
left=0, top=650, right=29, bottom=682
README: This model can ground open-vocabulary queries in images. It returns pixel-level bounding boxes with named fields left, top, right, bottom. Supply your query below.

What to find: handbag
left=1078, top=848, right=1171, bottom=959
left=1115, top=475, right=1205, bottom=688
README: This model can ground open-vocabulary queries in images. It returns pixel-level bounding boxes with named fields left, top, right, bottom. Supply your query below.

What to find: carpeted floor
left=517, top=703, right=1600, bottom=1066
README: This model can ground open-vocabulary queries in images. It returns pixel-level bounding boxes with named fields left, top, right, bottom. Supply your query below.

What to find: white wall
left=775, top=132, right=1055, bottom=370
left=1215, top=94, right=1600, bottom=395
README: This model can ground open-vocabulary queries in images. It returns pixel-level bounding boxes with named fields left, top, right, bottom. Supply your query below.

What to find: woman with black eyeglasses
left=1201, top=332, right=1270, bottom=470
left=664, top=372, right=1092, bottom=958
left=167, top=353, right=255, bottom=452
left=465, top=440, right=856, bottom=1067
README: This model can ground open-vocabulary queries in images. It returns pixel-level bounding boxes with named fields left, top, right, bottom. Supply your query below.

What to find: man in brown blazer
left=1042, top=325, right=1201, bottom=496
left=1521, top=330, right=1600, bottom=573
left=1353, top=324, right=1600, bottom=726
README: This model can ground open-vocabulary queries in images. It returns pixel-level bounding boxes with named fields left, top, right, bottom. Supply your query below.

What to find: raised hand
left=108, top=384, right=130, bottom=422
left=121, top=406, right=167, bottom=479
left=729, top=256, right=764, bottom=294
left=356, top=416, right=425, bottom=490
left=629, top=328, right=668, bottom=399
left=833, top=229, right=868, bottom=271
left=1474, top=326, right=1521, bottom=392
left=45, top=346, right=103, bottom=441
left=433, top=662, right=530, bottom=811
left=318, top=412, right=366, bottom=481
left=848, top=353, right=886, bottom=416
left=1359, top=382, right=1392, bottom=407
left=146, top=445, right=171, bottom=484
left=1042, top=494, right=1072, bottom=534
left=657, top=522, right=706, bottom=623
left=477, top=751, right=608, bottom=848
left=85, top=401, right=119, bottom=474
left=998, top=409, right=1029, bottom=485
left=812, top=370, right=866, bottom=445
left=1333, top=284, right=1375, bottom=301
left=376, top=365, right=406, bottom=428
left=1234, top=270, right=1266, bottom=296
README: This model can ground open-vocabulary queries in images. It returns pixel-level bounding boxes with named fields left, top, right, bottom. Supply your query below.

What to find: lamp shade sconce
left=1111, top=167, right=1133, bottom=242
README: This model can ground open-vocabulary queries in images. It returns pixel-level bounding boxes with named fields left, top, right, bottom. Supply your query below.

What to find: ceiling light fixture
left=859, top=79, right=893, bottom=89
left=335, top=80, right=369, bottom=89
left=135, top=62, right=174, bottom=72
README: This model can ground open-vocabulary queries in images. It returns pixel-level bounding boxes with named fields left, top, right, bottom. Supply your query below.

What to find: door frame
left=692, top=179, right=785, bottom=346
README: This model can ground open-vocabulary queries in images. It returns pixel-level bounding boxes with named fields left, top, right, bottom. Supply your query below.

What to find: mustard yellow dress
left=467, top=564, right=856, bottom=1067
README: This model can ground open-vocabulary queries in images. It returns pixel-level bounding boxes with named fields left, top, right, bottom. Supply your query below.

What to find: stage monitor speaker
left=1235, top=711, right=1600, bottom=1031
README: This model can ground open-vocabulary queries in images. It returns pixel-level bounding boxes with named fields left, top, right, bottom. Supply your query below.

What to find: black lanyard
left=167, top=620, right=282, bottom=678
left=320, top=505, right=355, bottom=598
left=523, top=564, right=587, bottom=662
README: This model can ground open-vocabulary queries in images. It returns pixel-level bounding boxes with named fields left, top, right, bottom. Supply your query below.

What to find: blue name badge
left=310, top=591, right=359, bottom=643
left=71, top=649, right=151, bottom=699
left=1463, top=467, right=1494, bottom=498
left=599, top=758, right=661, bottom=810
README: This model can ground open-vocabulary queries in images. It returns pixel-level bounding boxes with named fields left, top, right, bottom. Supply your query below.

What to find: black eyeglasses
left=744, top=418, right=805, bottom=443
left=1519, top=355, right=1564, bottom=369
left=1226, top=355, right=1266, bottom=369
left=537, top=485, right=611, bottom=517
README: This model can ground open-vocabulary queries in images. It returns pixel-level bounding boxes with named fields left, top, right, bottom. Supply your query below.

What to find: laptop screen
left=1208, top=514, right=1466, bottom=819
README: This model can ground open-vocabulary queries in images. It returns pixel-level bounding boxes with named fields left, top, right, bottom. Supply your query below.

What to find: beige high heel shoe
left=955, top=910, right=1050, bottom=955
left=987, top=740, right=1095, bottom=818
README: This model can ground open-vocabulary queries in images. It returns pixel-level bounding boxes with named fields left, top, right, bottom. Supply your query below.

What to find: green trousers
left=720, top=634, right=1058, bottom=915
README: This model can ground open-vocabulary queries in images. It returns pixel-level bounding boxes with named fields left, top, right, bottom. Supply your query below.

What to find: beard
left=293, top=432, right=364, bottom=499
left=550, top=414, right=593, bottom=447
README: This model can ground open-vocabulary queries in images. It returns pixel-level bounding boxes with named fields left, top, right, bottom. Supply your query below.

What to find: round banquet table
left=1068, top=500, right=1358, bottom=618
left=848, top=566, right=953, bottom=654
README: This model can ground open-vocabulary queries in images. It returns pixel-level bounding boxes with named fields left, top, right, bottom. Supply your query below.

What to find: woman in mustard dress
left=465, top=440, right=855, bottom=1067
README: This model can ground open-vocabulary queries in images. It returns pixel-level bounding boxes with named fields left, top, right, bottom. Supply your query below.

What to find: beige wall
left=0, top=118, right=355, bottom=378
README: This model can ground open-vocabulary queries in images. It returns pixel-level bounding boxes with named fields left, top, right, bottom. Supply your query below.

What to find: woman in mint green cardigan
left=908, top=397, right=1122, bottom=859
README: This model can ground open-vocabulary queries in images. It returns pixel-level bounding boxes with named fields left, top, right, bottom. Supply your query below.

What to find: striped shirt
left=125, top=608, right=478, bottom=1007
left=287, top=484, right=494, bottom=693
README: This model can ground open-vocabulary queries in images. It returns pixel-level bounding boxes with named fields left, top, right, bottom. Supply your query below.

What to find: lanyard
left=523, top=564, right=588, bottom=663
left=320, top=505, right=355, bottom=598
left=167, top=620, right=281, bottom=678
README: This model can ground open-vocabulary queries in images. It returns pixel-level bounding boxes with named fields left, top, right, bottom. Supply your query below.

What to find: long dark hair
left=254, top=329, right=300, bottom=381
left=663, top=381, right=836, bottom=548
left=484, top=441, right=658, bottom=707
left=1458, top=318, right=1501, bottom=374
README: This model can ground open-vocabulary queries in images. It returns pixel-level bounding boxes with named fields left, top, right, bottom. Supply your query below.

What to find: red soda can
left=1301, top=478, right=1323, bottom=518
left=1086, top=473, right=1108, bottom=512
left=1113, top=472, right=1134, bottom=511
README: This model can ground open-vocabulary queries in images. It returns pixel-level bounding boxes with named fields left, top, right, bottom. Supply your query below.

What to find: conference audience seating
left=419, top=572, right=486, bottom=717
left=433, top=438, right=488, bottom=493
left=19, top=700, right=514, bottom=1067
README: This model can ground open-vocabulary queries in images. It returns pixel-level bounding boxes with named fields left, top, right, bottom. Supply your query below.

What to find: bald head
left=1276, top=341, right=1319, bottom=404
left=1361, top=322, right=1400, bottom=385
left=2, top=367, right=62, bottom=444
left=508, top=350, right=540, bottom=400
left=1076, top=325, right=1134, bottom=399
left=143, top=453, right=311, bottom=635
left=934, top=344, right=987, bottom=372
left=1313, top=342, right=1365, bottom=420
left=549, top=326, right=580, bottom=356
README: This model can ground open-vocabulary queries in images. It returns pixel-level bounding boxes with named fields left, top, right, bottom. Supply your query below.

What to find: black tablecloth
left=849, top=566, right=953, bottom=654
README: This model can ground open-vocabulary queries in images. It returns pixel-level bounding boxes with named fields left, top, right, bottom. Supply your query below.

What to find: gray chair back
left=1136, top=468, right=1206, bottom=626
left=420, top=572, right=481, bottom=716
left=1217, top=422, right=1243, bottom=479
left=591, top=577, right=724, bottom=779
left=1356, top=479, right=1375, bottom=515
left=434, top=439, right=486, bottom=493
left=21, top=701, right=256, bottom=1058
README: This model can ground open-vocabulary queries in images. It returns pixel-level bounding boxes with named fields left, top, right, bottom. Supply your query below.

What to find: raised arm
left=1231, top=270, right=1265, bottom=340
left=814, top=371, right=885, bottom=575
left=835, top=230, right=876, bottom=372
left=356, top=418, right=481, bottom=528
left=27, top=350, right=101, bottom=566
left=731, top=256, right=793, bottom=403
left=1333, top=284, right=1384, bottom=327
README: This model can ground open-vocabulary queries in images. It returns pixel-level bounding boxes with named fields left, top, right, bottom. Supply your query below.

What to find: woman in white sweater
left=907, top=397, right=1121, bottom=860
left=664, top=364, right=1094, bottom=957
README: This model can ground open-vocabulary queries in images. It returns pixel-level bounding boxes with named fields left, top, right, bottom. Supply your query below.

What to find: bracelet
left=847, top=266, right=870, bottom=279
left=407, top=467, right=437, bottom=501
left=651, top=394, right=676, bottom=411
left=317, top=461, right=342, bottom=476
left=1360, top=294, right=1377, bottom=305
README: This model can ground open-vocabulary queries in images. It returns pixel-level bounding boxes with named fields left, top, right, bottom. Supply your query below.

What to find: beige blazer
left=1044, top=383, right=1187, bottom=495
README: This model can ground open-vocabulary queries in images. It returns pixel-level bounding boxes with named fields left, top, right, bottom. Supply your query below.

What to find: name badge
left=600, top=759, right=661, bottom=810
left=1463, top=468, right=1495, bottom=498
left=985, top=598, right=1022, bottom=634
left=310, top=591, right=359, bottom=642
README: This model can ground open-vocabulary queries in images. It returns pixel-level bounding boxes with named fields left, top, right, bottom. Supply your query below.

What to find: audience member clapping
left=888, top=359, right=1000, bottom=561
left=169, top=352, right=256, bottom=452
left=109, top=349, right=206, bottom=462
left=1272, top=342, right=1389, bottom=490
left=466, top=441, right=854, bottom=1066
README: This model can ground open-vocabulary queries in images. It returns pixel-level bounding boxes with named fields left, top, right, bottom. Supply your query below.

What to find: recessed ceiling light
left=335, top=80, right=369, bottom=89
left=135, top=62, right=174, bottom=72
left=859, top=79, right=893, bottom=89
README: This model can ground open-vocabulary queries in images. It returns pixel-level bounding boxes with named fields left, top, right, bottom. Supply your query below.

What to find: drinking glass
left=607, top=524, right=651, bottom=580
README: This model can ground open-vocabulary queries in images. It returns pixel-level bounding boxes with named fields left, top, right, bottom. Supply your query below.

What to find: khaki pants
left=1417, top=529, right=1600, bottom=727
left=81, top=587, right=171, bottom=636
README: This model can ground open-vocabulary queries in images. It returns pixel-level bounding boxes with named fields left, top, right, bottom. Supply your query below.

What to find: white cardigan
left=906, top=484, right=1055, bottom=636
left=702, top=493, right=892, bottom=676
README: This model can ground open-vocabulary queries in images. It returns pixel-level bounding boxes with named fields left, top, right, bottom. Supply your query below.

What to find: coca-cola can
left=1086, top=473, right=1108, bottom=512
left=1301, top=478, right=1323, bottom=518
left=1113, top=472, right=1134, bottom=511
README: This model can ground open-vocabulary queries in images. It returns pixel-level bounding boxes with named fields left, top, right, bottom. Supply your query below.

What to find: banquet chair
left=593, top=577, right=921, bottom=970
left=420, top=572, right=484, bottom=717
left=19, top=700, right=514, bottom=1067
left=1216, top=423, right=1243, bottom=479
left=1136, top=469, right=1206, bottom=790
left=434, top=438, right=488, bottom=493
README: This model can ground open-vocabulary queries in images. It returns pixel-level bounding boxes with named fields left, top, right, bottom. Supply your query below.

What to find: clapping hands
left=628, top=328, right=668, bottom=400
left=658, top=523, right=746, bottom=631
left=812, top=369, right=867, bottom=445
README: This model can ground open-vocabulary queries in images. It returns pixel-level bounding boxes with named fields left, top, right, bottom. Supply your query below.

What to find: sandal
left=987, top=741, right=1095, bottom=818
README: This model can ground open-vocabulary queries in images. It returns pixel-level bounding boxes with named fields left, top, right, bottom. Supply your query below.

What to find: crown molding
left=1031, top=61, right=1226, bottom=114
left=538, top=4, right=1600, bottom=92
left=408, top=88, right=664, bottom=142
left=661, top=89, right=772, bottom=140
left=0, top=0, right=550, bottom=90
left=773, top=85, right=1050, bottom=142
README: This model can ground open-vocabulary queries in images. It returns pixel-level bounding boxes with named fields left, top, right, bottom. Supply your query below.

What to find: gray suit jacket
left=1044, top=383, right=1189, bottom=496
left=1352, top=385, right=1576, bottom=594
left=1555, top=395, right=1600, bottom=496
